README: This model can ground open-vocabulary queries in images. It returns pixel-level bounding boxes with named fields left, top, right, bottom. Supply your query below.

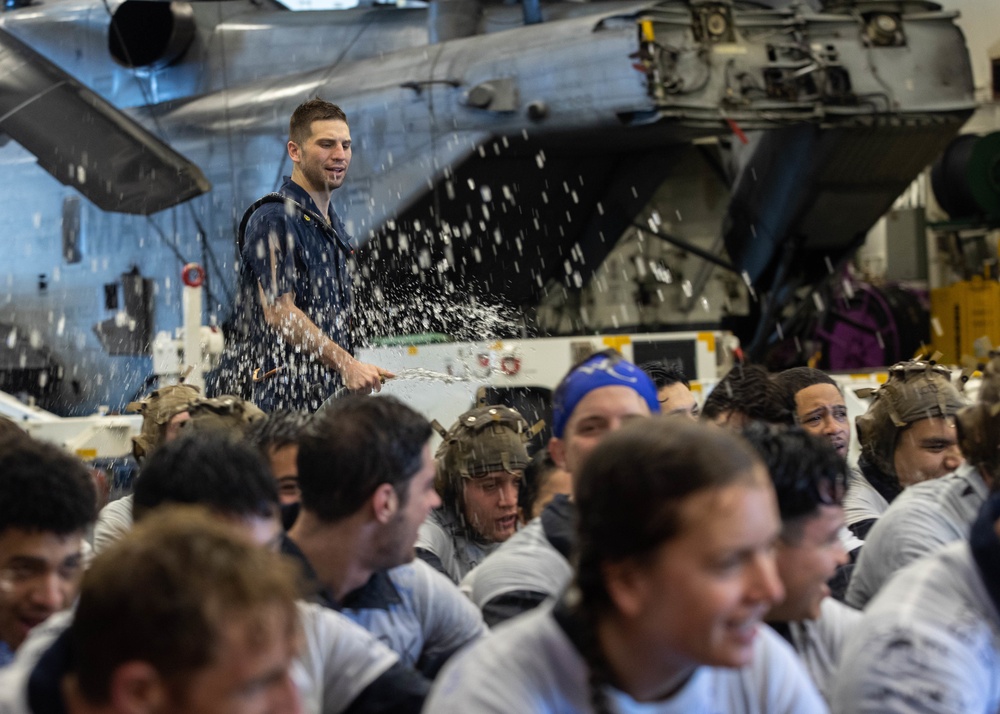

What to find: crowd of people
left=0, top=344, right=998, bottom=714
left=1, top=99, right=998, bottom=712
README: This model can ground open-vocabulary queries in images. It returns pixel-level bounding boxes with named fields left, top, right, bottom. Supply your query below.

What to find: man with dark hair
left=245, top=410, right=312, bottom=506
left=640, top=360, right=700, bottom=418
left=129, top=431, right=430, bottom=713
left=773, top=366, right=849, bottom=457
left=286, top=395, right=486, bottom=677
left=847, top=360, right=965, bottom=538
left=701, top=364, right=792, bottom=429
left=0, top=507, right=303, bottom=714
left=517, top=448, right=571, bottom=523
left=743, top=425, right=858, bottom=703
left=226, top=97, right=391, bottom=411
left=460, top=350, right=659, bottom=626
left=416, top=405, right=533, bottom=583
left=0, top=438, right=95, bottom=666
left=846, top=358, right=991, bottom=608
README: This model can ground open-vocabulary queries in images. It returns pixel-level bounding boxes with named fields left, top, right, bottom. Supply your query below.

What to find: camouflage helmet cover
left=126, top=383, right=202, bottom=461
left=856, top=360, right=966, bottom=478
left=435, top=405, right=532, bottom=498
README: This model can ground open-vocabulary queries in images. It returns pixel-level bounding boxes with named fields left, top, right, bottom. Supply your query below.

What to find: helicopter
left=0, top=0, right=977, bottom=413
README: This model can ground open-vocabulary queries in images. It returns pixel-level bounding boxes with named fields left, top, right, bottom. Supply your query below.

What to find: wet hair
left=741, top=423, right=847, bottom=542
left=297, top=395, right=432, bottom=523
left=71, top=507, right=299, bottom=704
left=639, top=361, right=690, bottom=390
left=571, top=416, right=764, bottom=712
left=0, top=437, right=96, bottom=536
left=701, top=364, right=792, bottom=425
left=289, top=98, right=348, bottom=145
left=133, top=431, right=278, bottom=522
left=243, top=410, right=312, bottom=454
left=518, top=448, right=558, bottom=518
left=773, top=367, right=840, bottom=417
left=0, top=415, right=26, bottom=443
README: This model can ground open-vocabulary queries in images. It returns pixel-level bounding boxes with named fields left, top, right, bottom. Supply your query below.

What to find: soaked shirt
left=240, top=178, right=354, bottom=411
left=832, top=529, right=1000, bottom=713
left=846, top=463, right=987, bottom=608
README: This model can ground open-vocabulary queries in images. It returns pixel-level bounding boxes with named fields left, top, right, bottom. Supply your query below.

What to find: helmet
left=126, top=383, right=202, bottom=461
left=185, top=394, right=265, bottom=436
left=856, top=360, right=966, bottom=479
left=434, top=405, right=533, bottom=501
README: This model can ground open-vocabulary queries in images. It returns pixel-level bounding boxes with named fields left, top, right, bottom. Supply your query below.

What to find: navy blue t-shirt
left=239, top=177, right=354, bottom=411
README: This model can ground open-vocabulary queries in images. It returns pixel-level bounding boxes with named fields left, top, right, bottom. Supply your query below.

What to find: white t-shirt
left=832, top=540, right=1000, bottom=713
left=0, top=603, right=401, bottom=714
left=782, top=598, right=861, bottom=703
left=842, top=467, right=888, bottom=533
left=91, top=493, right=134, bottom=553
left=426, top=606, right=827, bottom=713
left=846, top=464, right=987, bottom=608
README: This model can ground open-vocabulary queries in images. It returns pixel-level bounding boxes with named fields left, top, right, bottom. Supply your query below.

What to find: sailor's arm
left=259, top=286, right=393, bottom=393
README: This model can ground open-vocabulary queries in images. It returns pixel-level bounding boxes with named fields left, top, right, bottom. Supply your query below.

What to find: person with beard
left=415, top=405, right=534, bottom=583
left=846, top=360, right=966, bottom=539
left=282, top=395, right=487, bottom=678
left=222, top=98, right=391, bottom=411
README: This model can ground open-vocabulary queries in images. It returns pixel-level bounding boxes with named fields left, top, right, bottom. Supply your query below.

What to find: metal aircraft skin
left=0, top=0, right=977, bottom=413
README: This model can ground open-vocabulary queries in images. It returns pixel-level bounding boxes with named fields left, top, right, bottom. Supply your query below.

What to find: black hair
left=133, top=431, right=278, bottom=522
left=701, top=364, right=792, bottom=425
left=571, top=416, right=763, bottom=713
left=243, top=410, right=311, bottom=453
left=0, top=436, right=96, bottom=535
left=518, top=448, right=558, bottom=517
left=741, top=423, right=847, bottom=541
left=773, top=366, right=840, bottom=417
left=639, top=361, right=690, bottom=390
left=297, top=395, right=432, bottom=523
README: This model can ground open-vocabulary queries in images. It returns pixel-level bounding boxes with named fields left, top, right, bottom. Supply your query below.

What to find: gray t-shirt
left=460, top=516, right=573, bottom=616
left=832, top=541, right=1000, bottom=713
left=341, top=558, right=488, bottom=673
left=846, top=464, right=987, bottom=608
left=415, top=508, right=501, bottom=583
left=426, top=606, right=827, bottom=713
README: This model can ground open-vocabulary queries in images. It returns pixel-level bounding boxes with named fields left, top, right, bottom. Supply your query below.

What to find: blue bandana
left=551, top=353, right=660, bottom=437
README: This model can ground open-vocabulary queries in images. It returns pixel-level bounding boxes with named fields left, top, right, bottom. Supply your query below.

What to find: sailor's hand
left=342, top=359, right=395, bottom=394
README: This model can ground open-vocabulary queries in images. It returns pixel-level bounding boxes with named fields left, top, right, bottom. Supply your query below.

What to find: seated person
left=416, top=405, right=533, bottom=583
left=743, top=424, right=859, bottom=702
left=702, top=364, right=791, bottom=429
left=640, top=360, right=700, bottom=418
left=846, top=358, right=992, bottom=608
left=426, top=417, right=825, bottom=712
left=244, top=410, right=312, bottom=528
left=0, top=508, right=302, bottom=714
left=517, top=448, right=571, bottom=524
left=285, top=395, right=487, bottom=678
left=460, top=350, right=659, bottom=626
left=93, top=386, right=264, bottom=552
left=849, top=360, right=965, bottom=538
left=832, top=488, right=1000, bottom=714
left=133, top=431, right=429, bottom=713
left=0, top=437, right=95, bottom=666
left=773, top=367, right=850, bottom=459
